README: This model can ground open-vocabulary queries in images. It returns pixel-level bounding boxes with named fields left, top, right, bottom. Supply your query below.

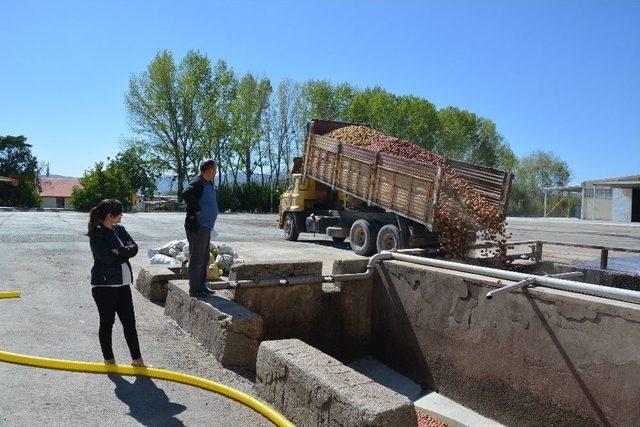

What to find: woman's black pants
left=91, top=285, right=142, bottom=360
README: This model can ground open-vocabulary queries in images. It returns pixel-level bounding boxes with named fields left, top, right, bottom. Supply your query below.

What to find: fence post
left=534, top=241, right=543, bottom=263
left=600, top=249, right=609, bottom=270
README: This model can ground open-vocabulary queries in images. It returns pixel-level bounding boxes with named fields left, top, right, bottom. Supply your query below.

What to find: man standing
left=182, top=159, right=218, bottom=297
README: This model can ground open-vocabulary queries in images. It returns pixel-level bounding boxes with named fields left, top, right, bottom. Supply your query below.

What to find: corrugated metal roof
left=584, top=174, right=640, bottom=185
left=587, top=181, right=640, bottom=188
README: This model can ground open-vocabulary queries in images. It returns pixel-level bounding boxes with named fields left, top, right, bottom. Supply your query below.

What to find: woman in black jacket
left=87, top=199, right=145, bottom=367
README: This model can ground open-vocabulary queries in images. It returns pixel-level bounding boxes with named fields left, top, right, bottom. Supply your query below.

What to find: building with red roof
left=39, top=177, right=81, bottom=209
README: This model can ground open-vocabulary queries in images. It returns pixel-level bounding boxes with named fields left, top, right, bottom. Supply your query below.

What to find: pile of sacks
left=148, top=240, right=243, bottom=279
left=148, top=239, right=188, bottom=265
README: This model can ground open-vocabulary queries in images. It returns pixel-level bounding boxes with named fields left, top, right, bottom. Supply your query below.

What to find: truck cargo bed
left=301, top=120, right=512, bottom=231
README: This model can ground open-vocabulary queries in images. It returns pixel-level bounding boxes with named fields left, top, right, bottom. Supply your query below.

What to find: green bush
left=70, top=162, right=134, bottom=211
left=217, top=182, right=283, bottom=213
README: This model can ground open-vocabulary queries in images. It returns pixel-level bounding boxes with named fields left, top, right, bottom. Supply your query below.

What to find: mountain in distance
left=38, top=174, right=75, bottom=179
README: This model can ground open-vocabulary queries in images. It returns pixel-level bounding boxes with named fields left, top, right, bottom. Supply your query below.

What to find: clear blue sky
left=1, top=0, right=638, bottom=184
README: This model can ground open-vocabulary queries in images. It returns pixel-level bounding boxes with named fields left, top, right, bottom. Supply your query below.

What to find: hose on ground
left=0, top=292, right=294, bottom=427
left=0, top=291, right=21, bottom=299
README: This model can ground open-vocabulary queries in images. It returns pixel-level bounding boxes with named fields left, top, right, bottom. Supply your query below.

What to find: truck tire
left=283, top=213, right=300, bottom=241
left=376, top=224, right=404, bottom=252
left=349, top=219, right=378, bottom=256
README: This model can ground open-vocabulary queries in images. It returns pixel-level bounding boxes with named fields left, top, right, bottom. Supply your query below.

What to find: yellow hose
left=0, top=291, right=21, bottom=299
left=0, top=350, right=293, bottom=427
left=0, top=292, right=294, bottom=426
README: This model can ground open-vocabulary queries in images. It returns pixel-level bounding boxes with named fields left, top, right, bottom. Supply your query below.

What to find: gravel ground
left=0, top=211, right=638, bottom=426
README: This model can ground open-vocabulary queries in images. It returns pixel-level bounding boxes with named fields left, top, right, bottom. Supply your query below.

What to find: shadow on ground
left=108, top=374, right=187, bottom=426
left=297, top=239, right=351, bottom=250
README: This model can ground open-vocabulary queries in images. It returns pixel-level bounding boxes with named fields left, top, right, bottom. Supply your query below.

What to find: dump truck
left=278, top=120, right=512, bottom=256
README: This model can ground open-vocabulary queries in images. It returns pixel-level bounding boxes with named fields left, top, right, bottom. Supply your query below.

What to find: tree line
left=122, top=49, right=571, bottom=216
left=123, top=50, right=523, bottom=200
left=3, top=49, right=574, bottom=216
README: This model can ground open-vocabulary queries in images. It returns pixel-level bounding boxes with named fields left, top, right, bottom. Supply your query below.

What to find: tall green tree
left=346, top=87, right=440, bottom=150
left=228, top=73, right=272, bottom=184
left=114, top=146, right=161, bottom=197
left=300, top=80, right=357, bottom=122
left=126, top=49, right=213, bottom=201
left=268, top=79, right=302, bottom=185
left=70, top=161, right=134, bottom=211
left=508, top=150, right=572, bottom=216
left=436, top=107, right=509, bottom=168
left=199, top=59, right=236, bottom=186
left=0, top=135, right=41, bottom=207
left=347, top=87, right=398, bottom=129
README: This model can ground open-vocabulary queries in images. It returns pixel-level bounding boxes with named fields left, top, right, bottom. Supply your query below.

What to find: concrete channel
left=136, top=251, right=640, bottom=426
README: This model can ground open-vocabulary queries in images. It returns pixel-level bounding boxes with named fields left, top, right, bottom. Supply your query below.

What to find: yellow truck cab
left=278, top=170, right=346, bottom=241
left=278, top=173, right=314, bottom=225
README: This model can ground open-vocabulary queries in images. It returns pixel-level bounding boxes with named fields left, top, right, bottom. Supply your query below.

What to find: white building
left=39, top=177, right=80, bottom=209
left=581, top=175, right=640, bottom=222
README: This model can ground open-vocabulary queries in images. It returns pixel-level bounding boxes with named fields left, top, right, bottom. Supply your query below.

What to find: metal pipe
left=328, top=251, right=394, bottom=282
left=546, top=271, right=584, bottom=280
left=385, top=252, right=640, bottom=304
left=204, top=249, right=637, bottom=305
left=204, top=251, right=397, bottom=291
left=486, top=277, right=535, bottom=300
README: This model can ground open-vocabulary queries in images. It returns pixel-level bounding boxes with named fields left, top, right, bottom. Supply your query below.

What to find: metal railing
left=479, top=240, right=640, bottom=270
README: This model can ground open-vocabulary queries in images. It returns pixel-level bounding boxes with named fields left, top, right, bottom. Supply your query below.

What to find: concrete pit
left=136, top=255, right=640, bottom=426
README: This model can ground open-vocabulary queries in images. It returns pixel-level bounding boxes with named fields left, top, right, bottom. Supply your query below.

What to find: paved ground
left=506, top=217, right=640, bottom=272
left=1, top=212, right=639, bottom=426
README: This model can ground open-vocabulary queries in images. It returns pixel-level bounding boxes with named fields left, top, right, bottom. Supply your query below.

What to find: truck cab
left=278, top=153, right=349, bottom=239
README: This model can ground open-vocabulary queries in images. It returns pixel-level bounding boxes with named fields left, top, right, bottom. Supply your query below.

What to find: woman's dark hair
left=87, top=199, right=123, bottom=236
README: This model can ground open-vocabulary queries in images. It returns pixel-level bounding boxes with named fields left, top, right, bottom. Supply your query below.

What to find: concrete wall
left=165, top=280, right=263, bottom=367
left=229, top=260, right=372, bottom=361
left=583, top=197, right=612, bottom=220
left=368, top=260, right=640, bottom=426
left=40, top=197, right=73, bottom=209
left=256, top=339, right=417, bottom=426
left=612, top=188, right=632, bottom=222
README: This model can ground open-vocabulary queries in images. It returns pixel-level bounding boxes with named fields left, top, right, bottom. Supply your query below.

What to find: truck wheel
left=349, top=219, right=378, bottom=256
left=376, top=224, right=404, bottom=252
left=283, top=213, right=300, bottom=241
left=332, top=237, right=346, bottom=243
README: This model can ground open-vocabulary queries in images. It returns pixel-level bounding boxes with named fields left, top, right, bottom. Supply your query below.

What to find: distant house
left=544, top=174, right=640, bottom=222
left=581, top=175, right=640, bottom=222
left=39, top=177, right=81, bottom=209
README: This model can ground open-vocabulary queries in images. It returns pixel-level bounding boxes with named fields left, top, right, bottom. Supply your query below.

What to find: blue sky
left=1, top=0, right=638, bottom=184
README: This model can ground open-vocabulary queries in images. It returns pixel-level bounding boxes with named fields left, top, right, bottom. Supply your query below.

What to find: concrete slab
left=256, top=339, right=418, bottom=427
left=229, top=260, right=323, bottom=281
left=414, top=392, right=503, bottom=427
left=347, top=356, right=424, bottom=401
left=135, top=263, right=183, bottom=302
left=164, top=280, right=263, bottom=367
left=348, top=356, right=498, bottom=427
